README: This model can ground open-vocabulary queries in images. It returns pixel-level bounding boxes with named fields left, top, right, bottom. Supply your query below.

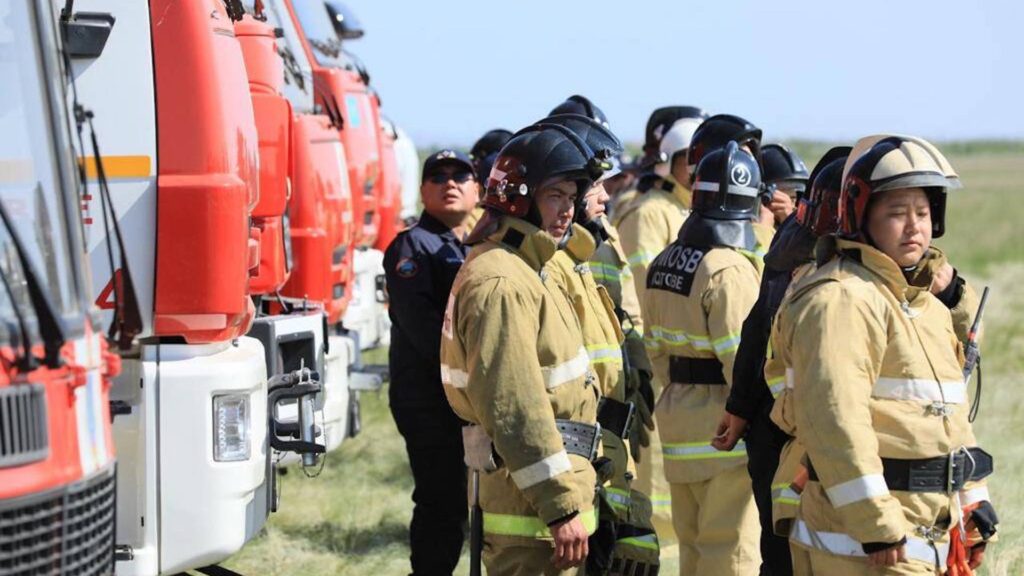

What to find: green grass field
left=225, top=146, right=1024, bottom=575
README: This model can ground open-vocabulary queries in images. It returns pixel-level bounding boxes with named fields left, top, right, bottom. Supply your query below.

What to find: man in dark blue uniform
left=384, top=149, right=479, bottom=576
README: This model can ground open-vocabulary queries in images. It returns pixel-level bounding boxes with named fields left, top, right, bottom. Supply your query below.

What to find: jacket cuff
left=546, top=511, right=579, bottom=528
left=532, top=483, right=588, bottom=525
left=935, top=271, right=964, bottom=308
left=862, top=536, right=906, bottom=554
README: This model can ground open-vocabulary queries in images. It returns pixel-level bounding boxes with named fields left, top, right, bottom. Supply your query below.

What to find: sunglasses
left=426, top=171, right=474, bottom=185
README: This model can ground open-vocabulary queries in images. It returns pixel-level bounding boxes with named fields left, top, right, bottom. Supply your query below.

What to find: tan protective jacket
left=778, top=238, right=990, bottom=555
left=616, top=175, right=692, bottom=303
left=441, top=216, right=599, bottom=541
left=767, top=245, right=983, bottom=535
left=610, top=188, right=641, bottom=229
left=642, top=238, right=762, bottom=484
left=589, top=217, right=649, bottom=376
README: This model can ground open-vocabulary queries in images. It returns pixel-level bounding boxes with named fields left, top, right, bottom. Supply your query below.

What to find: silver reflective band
left=872, top=377, right=967, bottom=404
left=440, top=364, right=469, bottom=388
left=510, top=450, right=572, bottom=490
left=959, top=485, right=991, bottom=507
left=790, top=520, right=949, bottom=567
left=663, top=440, right=746, bottom=460
left=587, top=345, right=623, bottom=365
left=785, top=368, right=795, bottom=390
left=542, top=348, right=590, bottom=389
left=772, top=483, right=801, bottom=505
left=825, top=474, right=889, bottom=507
left=693, top=180, right=761, bottom=198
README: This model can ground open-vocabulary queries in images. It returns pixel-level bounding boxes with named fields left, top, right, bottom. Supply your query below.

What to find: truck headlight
left=213, top=394, right=251, bottom=462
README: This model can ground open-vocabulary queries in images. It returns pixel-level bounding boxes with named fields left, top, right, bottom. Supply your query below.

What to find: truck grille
left=0, top=384, right=49, bottom=468
left=0, top=466, right=115, bottom=575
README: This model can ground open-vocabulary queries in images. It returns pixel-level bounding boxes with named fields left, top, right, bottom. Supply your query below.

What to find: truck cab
left=0, top=1, right=116, bottom=573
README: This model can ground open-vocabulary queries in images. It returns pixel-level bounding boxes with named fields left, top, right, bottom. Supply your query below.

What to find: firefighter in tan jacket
left=778, top=136, right=996, bottom=575
left=617, top=109, right=708, bottom=538
left=442, top=125, right=609, bottom=575
left=644, top=141, right=766, bottom=574
left=537, top=112, right=661, bottom=574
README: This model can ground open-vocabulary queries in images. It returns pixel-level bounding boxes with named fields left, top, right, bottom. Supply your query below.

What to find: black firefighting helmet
left=549, top=95, right=610, bottom=128
left=534, top=114, right=623, bottom=222
left=840, top=135, right=960, bottom=240
left=761, top=143, right=809, bottom=196
left=691, top=141, right=762, bottom=221
left=482, top=125, right=602, bottom=223
left=470, top=129, right=513, bottom=182
left=687, top=114, right=763, bottom=183
left=796, top=146, right=851, bottom=236
left=324, top=1, right=365, bottom=40
left=642, top=105, right=708, bottom=167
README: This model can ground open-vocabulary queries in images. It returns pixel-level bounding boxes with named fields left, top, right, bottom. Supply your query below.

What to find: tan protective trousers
left=634, top=427, right=675, bottom=544
left=790, top=542, right=941, bottom=575
left=484, top=540, right=582, bottom=576
left=669, top=465, right=761, bottom=575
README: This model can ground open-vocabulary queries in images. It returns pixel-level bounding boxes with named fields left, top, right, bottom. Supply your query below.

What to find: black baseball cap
left=422, top=149, right=474, bottom=183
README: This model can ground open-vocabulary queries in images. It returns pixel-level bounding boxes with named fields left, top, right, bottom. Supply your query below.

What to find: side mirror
left=61, top=12, right=115, bottom=59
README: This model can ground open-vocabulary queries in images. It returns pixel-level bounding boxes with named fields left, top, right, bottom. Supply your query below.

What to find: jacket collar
left=487, top=216, right=560, bottom=272
left=664, top=174, right=693, bottom=209
left=417, top=210, right=459, bottom=241
left=562, top=224, right=597, bottom=263
left=835, top=238, right=928, bottom=303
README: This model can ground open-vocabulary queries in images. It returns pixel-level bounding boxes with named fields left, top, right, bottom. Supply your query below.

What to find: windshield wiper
left=0, top=197, right=66, bottom=368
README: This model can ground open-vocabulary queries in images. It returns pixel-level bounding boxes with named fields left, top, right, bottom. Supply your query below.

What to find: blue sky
left=345, top=0, right=1023, bottom=147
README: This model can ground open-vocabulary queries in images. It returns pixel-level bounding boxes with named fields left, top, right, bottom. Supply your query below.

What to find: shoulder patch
left=395, top=257, right=419, bottom=278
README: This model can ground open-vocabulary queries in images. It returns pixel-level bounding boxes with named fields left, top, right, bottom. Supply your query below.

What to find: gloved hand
left=608, top=490, right=660, bottom=576
left=627, top=391, right=652, bottom=461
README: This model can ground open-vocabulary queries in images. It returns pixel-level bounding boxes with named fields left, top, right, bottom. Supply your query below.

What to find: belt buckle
left=589, top=423, right=602, bottom=462
left=947, top=452, right=957, bottom=493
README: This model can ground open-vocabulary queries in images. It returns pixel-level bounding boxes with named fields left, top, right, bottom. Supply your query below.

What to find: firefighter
left=760, top=143, right=809, bottom=227
left=611, top=106, right=708, bottom=228
left=615, top=107, right=709, bottom=539
left=644, top=141, right=765, bottom=574
left=713, top=146, right=851, bottom=576
left=778, top=136, right=996, bottom=574
left=442, top=125, right=606, bottom=575
left=536, top=112, right=661, bottom=575
left=384, top=148, right=479, bottom=576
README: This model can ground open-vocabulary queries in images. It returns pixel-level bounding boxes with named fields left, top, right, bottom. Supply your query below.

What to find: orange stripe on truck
left=81, top=155, right=152, bottom=179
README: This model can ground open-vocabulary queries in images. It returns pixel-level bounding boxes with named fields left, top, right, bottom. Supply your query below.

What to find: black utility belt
left=556, top=419, right=602, bottom=462
left=669, top=356, right=726, bottom=385
left=597, top=398, right=635, bottom=440
left=809, top=447, right=994, bottom=493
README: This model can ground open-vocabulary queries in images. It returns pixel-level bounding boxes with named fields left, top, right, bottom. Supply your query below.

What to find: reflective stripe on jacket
left=441, top=216, right=599, bottom=541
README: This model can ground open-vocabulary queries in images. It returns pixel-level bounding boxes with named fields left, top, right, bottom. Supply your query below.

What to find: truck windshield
left=0, top=0, right=82, bottom=337
left=289, top=2, right=349, bottom=69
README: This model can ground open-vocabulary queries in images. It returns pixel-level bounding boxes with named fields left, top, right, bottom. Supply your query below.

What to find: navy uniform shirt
left=384, top=211, right=469, bottom=406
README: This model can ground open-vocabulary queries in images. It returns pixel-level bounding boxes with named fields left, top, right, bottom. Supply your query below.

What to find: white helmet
left=655, top=117, right=703, bottom=177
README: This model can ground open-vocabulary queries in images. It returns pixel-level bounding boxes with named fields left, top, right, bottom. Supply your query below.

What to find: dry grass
left=225, top=149, right=1024, bottom=575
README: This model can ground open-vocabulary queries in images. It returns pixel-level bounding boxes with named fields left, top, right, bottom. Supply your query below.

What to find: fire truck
left=62, top=0, right=330, bottom=573
left=0, top=0, right=117, bottom=574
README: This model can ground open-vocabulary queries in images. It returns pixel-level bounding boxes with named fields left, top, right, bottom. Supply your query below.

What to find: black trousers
left=390, top=398, right=468, bottom=576
left=746, top=422, right=793, bottom=576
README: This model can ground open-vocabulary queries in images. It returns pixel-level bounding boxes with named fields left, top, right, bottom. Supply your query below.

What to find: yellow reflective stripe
left=618, top=534, right=659, bottom=551
left=771, top=482, right=801, bottom=505
left=605, top=487, right=631, bottom=511
left=663, top=440, right=747, bottom=460
left=627, top=250, right=654, bottom=267
left=587, top=343, right=623, bottom=365
left=484, top=508, right=598, bottom=538
left=766, top=375, right=786, bottom=398
left=646, top=325, right=712, bottom=351
left=650, top=493, right=672, bottom=509
left=712, top=332, right=742, bottom=355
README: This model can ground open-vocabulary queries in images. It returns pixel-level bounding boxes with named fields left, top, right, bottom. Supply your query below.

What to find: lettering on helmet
left=646, top=244, right=706, bottom=296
